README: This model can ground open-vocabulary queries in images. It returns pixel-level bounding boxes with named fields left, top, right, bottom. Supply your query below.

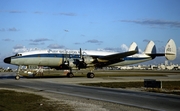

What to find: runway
left=0, top=71, right=180, bottom=111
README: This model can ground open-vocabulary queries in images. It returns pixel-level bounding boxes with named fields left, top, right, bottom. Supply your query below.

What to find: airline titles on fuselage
left=47, top=49, right=87, bottom=55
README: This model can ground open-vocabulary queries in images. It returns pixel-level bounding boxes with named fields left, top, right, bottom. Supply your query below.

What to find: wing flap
left=97, top=50, right=138, bottom=62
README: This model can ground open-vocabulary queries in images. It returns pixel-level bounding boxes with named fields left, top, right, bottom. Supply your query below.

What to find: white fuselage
left=8, top=49, right=153, bottom=67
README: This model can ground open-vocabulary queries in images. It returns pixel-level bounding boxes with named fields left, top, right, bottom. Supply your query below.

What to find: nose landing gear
left=15, top=65, right=21, bottom=80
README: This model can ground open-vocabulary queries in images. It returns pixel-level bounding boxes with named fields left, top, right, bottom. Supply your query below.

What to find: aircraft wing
left=97, top=50, right=138, bottom=62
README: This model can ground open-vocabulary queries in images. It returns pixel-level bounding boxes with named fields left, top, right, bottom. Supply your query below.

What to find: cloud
left=143, top=39, right=150, bottom=43
left=74, top=42, right=81, bottom=45
left=101, top=44, right=129, bottom=52
left=121, top=19, right=180, bottom=28
left=29, top=38, right=51, bottom=46
left=2, top=38, right=14, bottom=42
left=0, top=27, right=19, bottom=31
left=8, top=10, right=25, bottom=13
left=13, top=45, right=27, bottom=53
left=90, top=22, right=98, bottom=24
left=29, top=42, right=45, bottom=45
left=13, top=45, right=40, bottom=53
left=154, top=40, right=163, bottom=43
left=64, top=29, right=69, bottom=32
left=8, top=27, right=19, bottom=31
left=0, top=28, right=5, bottom=31
left=47, top=44, right=65, bottom=49
left=103, top=47, right=122, bottom=52
left=81, top=34, right=85, bottom=37
left=29, top=38, right=51, bottom=42
left=143, top=39, right=163, bottom=44
left=34, top=11, right=43, bottom=14
left=86, top=39, right=103, bottom=45
left=55, top=12, right=76, bottom=16
left=13, top=45, right=24, bottom=49
left=121, top=44, right=129, bottom=51
left=101, top=43, right=144, bottom=53
left=29, top=43, right=39, bottom=45
left=59, top=12, right=76, bottom=16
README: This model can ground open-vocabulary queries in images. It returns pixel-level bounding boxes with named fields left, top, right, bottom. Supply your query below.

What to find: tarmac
left=0, top=70, right=180, bottom=111
left=1, top=70, right=180, bottom=84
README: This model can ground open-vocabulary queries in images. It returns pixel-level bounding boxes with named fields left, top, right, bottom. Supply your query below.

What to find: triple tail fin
left=144, top=39, right=177, bottom=60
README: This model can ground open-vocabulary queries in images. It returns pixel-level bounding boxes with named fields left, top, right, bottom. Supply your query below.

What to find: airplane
left=4, top=39, right=177, bottom=80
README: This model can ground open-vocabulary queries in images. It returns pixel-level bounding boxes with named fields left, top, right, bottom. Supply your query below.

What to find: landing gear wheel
left=15, top=75, right=20, bottom=80
left=87, top=72, right=95, bottom=78
left=67, top=72, right=74, bottom=78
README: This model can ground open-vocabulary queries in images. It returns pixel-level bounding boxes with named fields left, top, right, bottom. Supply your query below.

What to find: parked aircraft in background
left=4, top=39, right=176, bottom=80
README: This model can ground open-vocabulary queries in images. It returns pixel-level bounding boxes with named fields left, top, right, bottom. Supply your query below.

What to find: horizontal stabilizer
left=144, top=39, right=177, bottom=60
left=165, top=39, right=177, bottom=60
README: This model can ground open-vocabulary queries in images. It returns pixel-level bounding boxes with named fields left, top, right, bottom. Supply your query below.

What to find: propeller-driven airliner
left=4, top=39, right=177, bottom=80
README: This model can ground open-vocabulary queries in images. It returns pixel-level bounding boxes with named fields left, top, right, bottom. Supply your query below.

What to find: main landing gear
left=14, top=65, right=95, bottom=80
left=87, top=72, right=95, bottom=78
left=67, top=72, right=94, bottom=78
left=66, top=68, right=95, bottom=78
left=67, top=72, right=74, bottom=78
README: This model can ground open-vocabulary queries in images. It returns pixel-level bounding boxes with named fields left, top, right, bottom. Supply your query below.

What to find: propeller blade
left=80, top=48, right=82, bottom=59
left=66, top=51, right=67, bottom=61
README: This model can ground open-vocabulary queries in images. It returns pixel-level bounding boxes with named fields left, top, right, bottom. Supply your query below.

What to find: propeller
left=64, top=50, right=68, bottom=65
left=63, top=51, right=68, bottom=65
left=80, top=48, right=82, bottom=59
left=76, top=48, right=87, bottom=70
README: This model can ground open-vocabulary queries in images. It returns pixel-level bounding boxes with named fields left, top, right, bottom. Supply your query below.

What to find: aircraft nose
left=4, top=57, right=11, bottom=64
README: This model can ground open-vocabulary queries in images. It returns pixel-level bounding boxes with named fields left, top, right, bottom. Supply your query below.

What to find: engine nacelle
left=83, top=56, right=94, bottom=64
left=64, top=57, right=95, bottom=69
left=68, top=58, right=77, bottom=68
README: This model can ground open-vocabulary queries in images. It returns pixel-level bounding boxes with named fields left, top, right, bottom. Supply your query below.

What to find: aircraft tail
left=144, top=41, right=157, bottom=55
left=144, top=39, right=177, bottom=60
left=165, top=39, right=177, bottom=60
left=129, top=42, right=139, bottom=53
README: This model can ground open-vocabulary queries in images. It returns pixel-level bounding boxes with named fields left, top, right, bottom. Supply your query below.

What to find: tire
left=15, top=76, right=20, bottom=80
left=87, top=72, right=95, bottom=78
left=67, top=72, right=74, bottom=78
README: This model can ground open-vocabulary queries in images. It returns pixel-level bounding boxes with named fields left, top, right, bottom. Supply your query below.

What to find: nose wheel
left=15, top=75, right=20, bottom=80
left=15, top=65, right=21, bottom=80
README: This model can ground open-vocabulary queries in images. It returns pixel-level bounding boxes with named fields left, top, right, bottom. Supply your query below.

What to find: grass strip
left=0, top=90, right=73, bottom=111
left=80, top=81, right=180, bottom=95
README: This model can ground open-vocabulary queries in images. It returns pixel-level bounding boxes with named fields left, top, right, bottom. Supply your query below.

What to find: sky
left=0, top=0, right=180, bottom=68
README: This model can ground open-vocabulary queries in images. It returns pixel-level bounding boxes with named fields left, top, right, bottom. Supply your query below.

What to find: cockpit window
left=15, top=53, right=22, bottom=56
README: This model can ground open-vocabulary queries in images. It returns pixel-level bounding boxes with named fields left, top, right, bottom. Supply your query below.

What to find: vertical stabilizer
left=144, top=41, right=156, bottom=54
left=165, top=39, right=177, bottom=60
left=129, top=42, right=139, bottom=53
